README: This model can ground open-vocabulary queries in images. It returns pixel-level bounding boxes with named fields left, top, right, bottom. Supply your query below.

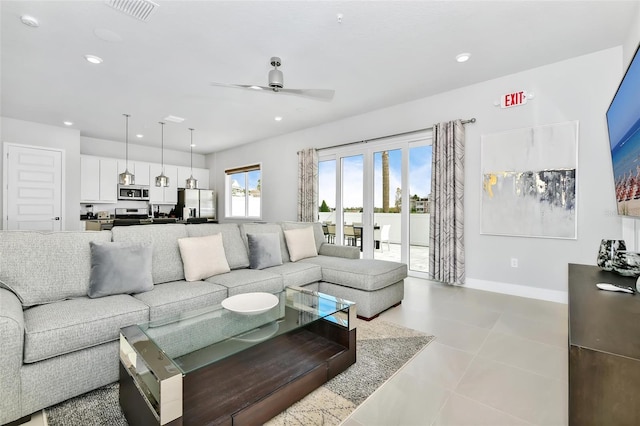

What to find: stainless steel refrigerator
left=177, top=189, right=217, bottom=220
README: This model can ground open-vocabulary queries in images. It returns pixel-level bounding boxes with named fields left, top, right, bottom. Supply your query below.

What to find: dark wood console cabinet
left=568, top=263, right=640, bottom=425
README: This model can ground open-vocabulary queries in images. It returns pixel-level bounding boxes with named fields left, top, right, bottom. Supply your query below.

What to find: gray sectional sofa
left=0, top=221, right=406, bottom=425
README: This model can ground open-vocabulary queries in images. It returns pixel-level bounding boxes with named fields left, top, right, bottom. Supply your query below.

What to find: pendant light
left=118, top=114, right=135, bottom=185
left=185, top=128, right=198, bottom=189
left=155, top=121, right=170, bottom=187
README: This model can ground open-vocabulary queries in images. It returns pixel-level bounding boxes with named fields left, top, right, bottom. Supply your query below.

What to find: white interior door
left=4, top=144, right=63, bottom=231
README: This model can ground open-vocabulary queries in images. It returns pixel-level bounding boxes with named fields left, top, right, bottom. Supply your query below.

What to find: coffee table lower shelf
left=120, top=324, right=356, bottom=426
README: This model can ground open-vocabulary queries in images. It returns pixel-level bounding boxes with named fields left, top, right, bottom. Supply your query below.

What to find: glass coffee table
left=119, top=286, right=356, bottom=425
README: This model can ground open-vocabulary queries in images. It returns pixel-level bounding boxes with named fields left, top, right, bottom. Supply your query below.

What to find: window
left=225, top=164, right=261, bottom=218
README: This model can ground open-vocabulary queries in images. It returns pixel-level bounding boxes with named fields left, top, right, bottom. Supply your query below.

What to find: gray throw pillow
left=88, top=241, right=154, bottom=298
left=247, top=233, right=283, bottom=269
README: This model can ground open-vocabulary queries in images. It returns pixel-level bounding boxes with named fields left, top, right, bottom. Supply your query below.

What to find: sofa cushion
left=239, top=223, right=290, bottom=263
left=284, top=226, right=318, bottom=262
left=23, top=295, right=149, bottom=363
left=300, top=256, right=408, bottom=291
left=247, top=233, right=283, bottom=269
left=264, top=262, right=322, bottom=288
left=133, top=280, right=228, bottom=322
left=88, top=241, right=154, bottom=298
left=178, top=234, right=230, bottom=281
left=205, top=269, right=283, bottom=296
left=185, top=223, right=250, bottom=269
left=0, top=230, right=112, bottom=306
left=280, top=221, right=326, bottom=254
left=111, top=224, right=189, bottom=285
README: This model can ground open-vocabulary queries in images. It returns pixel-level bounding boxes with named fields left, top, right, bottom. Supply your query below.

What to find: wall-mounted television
left=608, top=43, right=640, bottom=217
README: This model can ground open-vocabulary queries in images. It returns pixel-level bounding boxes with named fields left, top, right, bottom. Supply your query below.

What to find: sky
left=319, top=145, right=432, bottom=209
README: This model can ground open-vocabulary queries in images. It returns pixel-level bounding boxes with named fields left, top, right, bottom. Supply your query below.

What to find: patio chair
left=344, top=225, right=359, bottom=246
left=327, top=224, right=336, bottom=244
left=374, top=224, right=391, bottom=252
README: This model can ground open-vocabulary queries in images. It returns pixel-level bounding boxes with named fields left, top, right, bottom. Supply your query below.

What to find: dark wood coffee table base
left=120, top=318, right=356, bottom=426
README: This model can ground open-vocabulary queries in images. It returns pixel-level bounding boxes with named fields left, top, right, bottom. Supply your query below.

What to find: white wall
left=211, top=47, right=625, bottom=300
left=81, top=136, right=205, bottom=168
left=1, top=117, right=81, bottom=231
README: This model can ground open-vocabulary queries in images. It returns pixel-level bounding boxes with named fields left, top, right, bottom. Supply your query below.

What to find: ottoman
left=300, top=256, right=407, bottom=320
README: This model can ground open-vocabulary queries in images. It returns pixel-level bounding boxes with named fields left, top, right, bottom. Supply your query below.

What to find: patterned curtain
left=429, top=120, right=465, bottom=285
left=297, top=148, right=318, bottom=222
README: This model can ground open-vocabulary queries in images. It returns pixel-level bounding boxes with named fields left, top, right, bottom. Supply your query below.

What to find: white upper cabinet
left=82, top=155, right=206, bottom=204
left=133, top=161, right=151, bottom=186
left=177, top=166, right=210, bottom=189
left=80, top=156, right=117, bottom=203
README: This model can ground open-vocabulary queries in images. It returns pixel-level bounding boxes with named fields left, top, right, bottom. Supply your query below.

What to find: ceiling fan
left=210, top=57, right=335, bottom=101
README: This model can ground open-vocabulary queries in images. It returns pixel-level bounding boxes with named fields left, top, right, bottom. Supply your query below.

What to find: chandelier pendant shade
left=155, top=121, right=170, bottom=187
left=118, top=113, right=135, bottom=185
left=186, top=128, right=198, bottom=189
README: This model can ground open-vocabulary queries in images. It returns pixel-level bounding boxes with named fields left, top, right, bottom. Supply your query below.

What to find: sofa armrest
left=318, top=243, right=360, bottom=259
left=0, top=287, right=25, bottom=424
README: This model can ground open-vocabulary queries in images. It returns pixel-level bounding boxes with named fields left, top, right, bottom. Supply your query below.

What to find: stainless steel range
left=113, top=208, right=152, bottom=226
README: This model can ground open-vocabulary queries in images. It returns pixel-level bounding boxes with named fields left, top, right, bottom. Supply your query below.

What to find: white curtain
left=297, top=148, right=318, bottom=222
left=429, top=120, right=465, bottom=285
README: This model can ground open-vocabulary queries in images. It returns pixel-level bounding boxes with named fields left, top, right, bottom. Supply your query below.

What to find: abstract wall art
left=480, top=121, right=578, bottom=239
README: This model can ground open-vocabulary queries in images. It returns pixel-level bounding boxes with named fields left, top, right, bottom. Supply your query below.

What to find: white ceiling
left=1, top=1, right=637, bottom=154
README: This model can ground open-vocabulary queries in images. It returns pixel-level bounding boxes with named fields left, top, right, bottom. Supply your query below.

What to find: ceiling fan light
left=268, top=68, right=283, bottom=88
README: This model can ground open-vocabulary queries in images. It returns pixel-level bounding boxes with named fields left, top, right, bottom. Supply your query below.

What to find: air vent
left=105, top=0, right=158, bottom=22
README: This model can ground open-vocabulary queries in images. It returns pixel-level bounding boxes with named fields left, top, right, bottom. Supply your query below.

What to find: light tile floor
left=342, top=277, right=568, bottom=426
left=27, top=276, right=567, bottom=426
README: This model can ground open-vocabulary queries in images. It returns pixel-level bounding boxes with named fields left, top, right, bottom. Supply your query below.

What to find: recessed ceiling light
left=84, top=54, right=103, bottom=64
left=190, top=144, right=196, bottom=148
left=20, top=15, right=39, bottom=28
left=136, top=134, right=144, bottom=138
left=63, top=121, right=73, bottom=126
left=274, top=116, right=283, bottom=121
left=456, top=53, right=471, bottom=63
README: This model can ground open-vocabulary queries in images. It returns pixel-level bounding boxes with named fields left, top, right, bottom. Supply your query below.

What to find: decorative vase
left=612, top=251, right=640, bottom=277
left=597, top=239, right=626, bottom=271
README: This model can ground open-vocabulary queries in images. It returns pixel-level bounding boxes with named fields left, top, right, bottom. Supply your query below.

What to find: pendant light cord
left=123, top=114, right=130, bottom=170
left=189, top=128, right=194, bottom=173
left=159, top=121, right=165, bottom=173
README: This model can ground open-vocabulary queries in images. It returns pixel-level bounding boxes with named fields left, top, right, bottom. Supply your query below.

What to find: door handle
left=52, top=217, right=60, bottom=221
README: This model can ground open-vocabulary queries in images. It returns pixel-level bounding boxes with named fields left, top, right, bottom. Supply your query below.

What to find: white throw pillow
left=284, top=226, right=318, bottom=262
left=178, top=233, right=230, bottom=282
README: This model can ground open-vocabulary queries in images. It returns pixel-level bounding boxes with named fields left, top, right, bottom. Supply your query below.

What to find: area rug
left=45, top=319, right=434, bottom=426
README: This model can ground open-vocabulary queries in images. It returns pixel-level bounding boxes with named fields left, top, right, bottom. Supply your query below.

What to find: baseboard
left=465, top=278, right=568, bottom=304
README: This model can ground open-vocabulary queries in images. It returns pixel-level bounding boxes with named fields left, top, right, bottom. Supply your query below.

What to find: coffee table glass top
left=121, top=287, right=354, bottom=375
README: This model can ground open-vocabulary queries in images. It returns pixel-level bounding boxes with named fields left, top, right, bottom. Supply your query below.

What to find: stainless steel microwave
left=117, top=185, right=150, bottom=201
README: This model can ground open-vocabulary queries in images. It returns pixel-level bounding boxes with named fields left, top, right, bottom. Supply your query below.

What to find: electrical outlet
left=511, top=258, right=518, bottom=268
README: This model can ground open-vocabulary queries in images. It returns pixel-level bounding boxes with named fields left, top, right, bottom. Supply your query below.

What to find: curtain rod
left=316, top=117, right=476, bottom=152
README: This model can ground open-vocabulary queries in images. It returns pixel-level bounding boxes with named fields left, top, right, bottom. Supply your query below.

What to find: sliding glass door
left=318, top=134, right=431, bottom=276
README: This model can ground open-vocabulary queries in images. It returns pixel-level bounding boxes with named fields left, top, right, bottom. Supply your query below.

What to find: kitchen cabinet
left=149, top=164, right=178, bottom=204
left=177, top=166, right=210, bottom=189
left=133, top=161, right=151, bottom=186
left=80, top=156, right=118, bottom=203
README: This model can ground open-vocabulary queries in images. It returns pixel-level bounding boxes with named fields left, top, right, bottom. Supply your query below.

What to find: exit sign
left=501, top=91, right=528, bottom=108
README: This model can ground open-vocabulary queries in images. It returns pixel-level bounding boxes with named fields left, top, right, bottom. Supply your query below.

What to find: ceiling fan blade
left=278, top=88, right=335, bottom=101
left=210, top=82, right=271, bottom=91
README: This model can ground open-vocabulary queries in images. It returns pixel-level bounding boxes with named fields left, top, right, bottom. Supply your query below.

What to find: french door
left=318, top=133, right=432, bottom=275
